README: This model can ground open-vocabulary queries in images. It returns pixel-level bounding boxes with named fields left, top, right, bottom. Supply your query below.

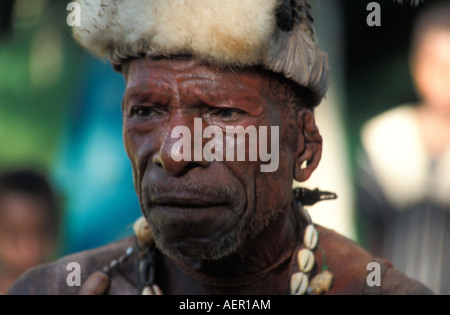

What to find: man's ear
left=294, top=108, right=323, bottom=182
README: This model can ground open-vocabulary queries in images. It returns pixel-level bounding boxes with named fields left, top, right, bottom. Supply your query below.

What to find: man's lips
left=148, top=195, right=234, bottom=238
left=149, top=192, right=230, bottom=208
left=150, top=196, right=228, bottom=208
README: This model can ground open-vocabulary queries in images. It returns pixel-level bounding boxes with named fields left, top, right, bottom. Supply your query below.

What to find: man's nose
left=154, top=118, right=209, bottom=176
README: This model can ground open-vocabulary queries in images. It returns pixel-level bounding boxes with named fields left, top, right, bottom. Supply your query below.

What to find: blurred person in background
left=357, top=3, right=450, bottom=294
left=0, top=169, right=60, bottom=294
left=0, top=0, right=141, bottom=255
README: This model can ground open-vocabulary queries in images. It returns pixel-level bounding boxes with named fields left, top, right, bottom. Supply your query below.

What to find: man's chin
left=142, top=204, right=244, bottom=259
left=160, top=238, right=236, bottom=261
left=149, top=219, right=243, bottom=261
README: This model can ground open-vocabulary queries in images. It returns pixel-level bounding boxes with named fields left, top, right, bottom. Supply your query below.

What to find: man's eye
left=211, top=108, right=245, bottom=119
left=131, top=106, right=160, bottom=118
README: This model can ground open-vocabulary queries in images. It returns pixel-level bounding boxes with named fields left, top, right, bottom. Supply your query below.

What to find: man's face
left=122, top=58, right=297, bottom=260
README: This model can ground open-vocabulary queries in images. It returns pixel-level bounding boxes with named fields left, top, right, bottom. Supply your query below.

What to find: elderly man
left=10, top=0, right=430, bottom=295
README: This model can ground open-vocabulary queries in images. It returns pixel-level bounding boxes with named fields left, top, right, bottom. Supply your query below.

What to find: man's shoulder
left=8, top=237, right=136, bottom=295
left=316, top=226, right=433, bottom=295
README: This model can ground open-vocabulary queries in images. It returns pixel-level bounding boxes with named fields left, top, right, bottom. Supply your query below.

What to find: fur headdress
left=73, top=0, right=329, bottom=106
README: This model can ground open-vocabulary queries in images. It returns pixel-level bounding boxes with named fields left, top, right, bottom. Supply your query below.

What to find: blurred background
left=0, top=0, right=448, bottom=294
left=0, top=0, right=141, bottom=259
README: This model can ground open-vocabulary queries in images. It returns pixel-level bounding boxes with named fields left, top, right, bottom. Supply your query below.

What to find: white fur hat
left=73, top=0, right=328, bottom=106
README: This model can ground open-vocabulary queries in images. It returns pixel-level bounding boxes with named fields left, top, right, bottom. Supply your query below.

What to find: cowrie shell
left=303, top=224, right=318, bottom=249
left=141, top=284, right=163, bottom=295
left=297, top=249, right=315, bottom=273
left=142, top=286, right=153, bottom=295
left=290, top=272, right=309, bottom=295
left=307, top=270, right=334, bottom=295
left=152, top=284, right=163, bottom=295
left=133, top=216, right=154, bottom=245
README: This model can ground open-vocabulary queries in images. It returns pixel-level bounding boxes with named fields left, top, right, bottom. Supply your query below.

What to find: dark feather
left=276, top=0, right=295, bottom=31
left=294, top=187, right=338, bottom=206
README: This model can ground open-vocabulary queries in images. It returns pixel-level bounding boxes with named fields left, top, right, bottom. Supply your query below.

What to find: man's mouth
left=151, top=196, right=229, bottom=209
left=141, top=180, right=242, bottom=238
left=146, top=194, right=236, bottom=240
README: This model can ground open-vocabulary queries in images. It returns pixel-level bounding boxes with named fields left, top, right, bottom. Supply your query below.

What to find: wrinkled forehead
left=123, top=57, right=272, bottom=98
left=126, top=57, right=219, bottom=87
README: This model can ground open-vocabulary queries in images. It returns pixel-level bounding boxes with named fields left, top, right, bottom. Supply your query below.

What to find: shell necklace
left=109, top=188, right=335, bottom=295
left=289, top=195, right=334, bottom=295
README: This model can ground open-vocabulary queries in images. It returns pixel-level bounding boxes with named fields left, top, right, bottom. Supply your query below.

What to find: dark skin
left=61, top=57, right=321, bottom=295
left=7, top=57, right=433, bottom=295
left=120, top=57, right=322, bottom=294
